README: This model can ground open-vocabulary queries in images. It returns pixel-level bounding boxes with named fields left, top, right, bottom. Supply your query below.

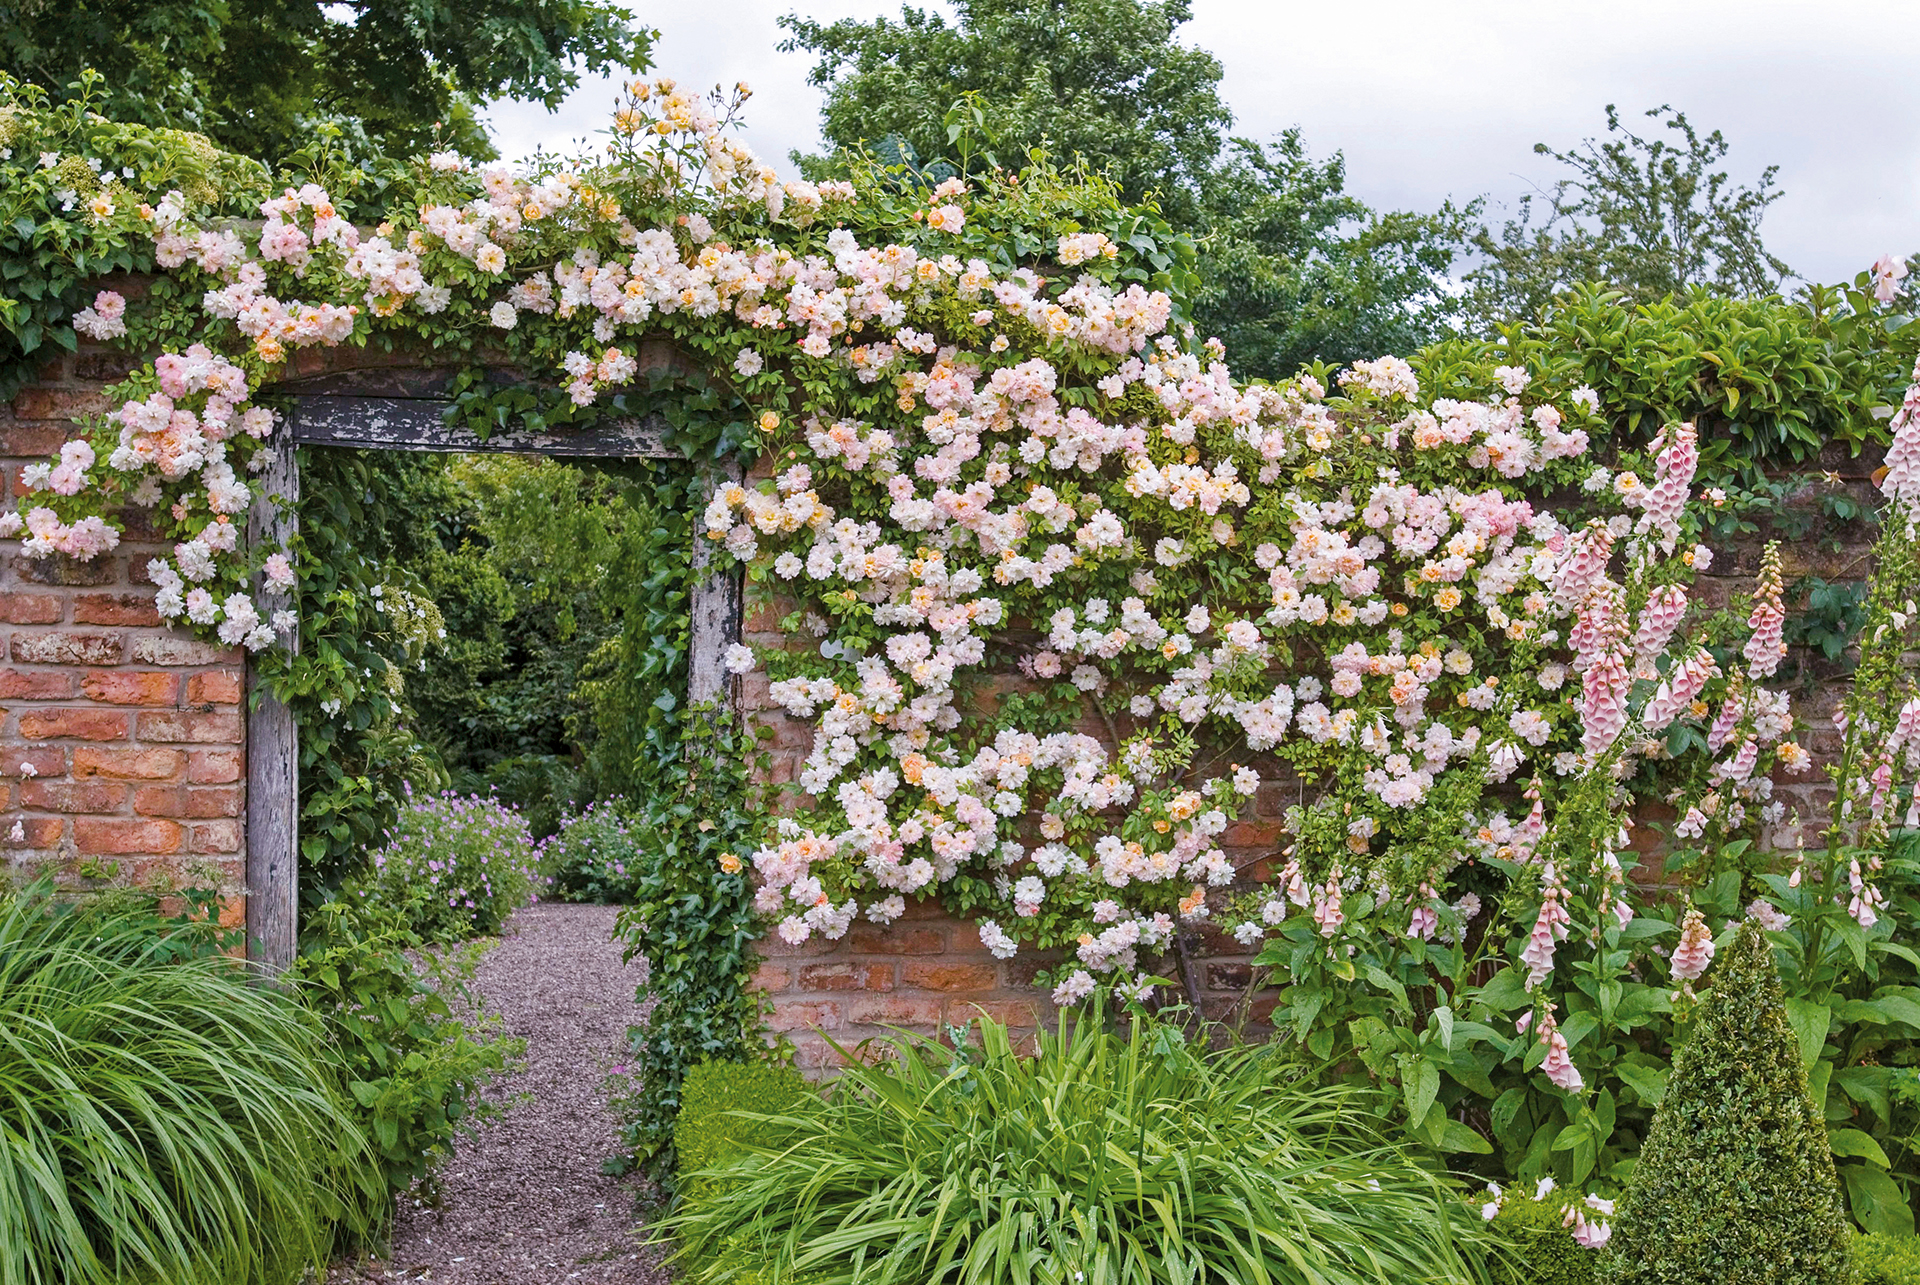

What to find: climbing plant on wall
left=7, top=64, right=1920, bottom=1224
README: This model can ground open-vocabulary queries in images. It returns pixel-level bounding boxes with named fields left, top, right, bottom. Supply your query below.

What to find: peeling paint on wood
left=289, top=396, right=677, bottom=458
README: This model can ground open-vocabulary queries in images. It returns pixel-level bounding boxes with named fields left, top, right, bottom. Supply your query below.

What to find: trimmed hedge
left=672, top=1059, right=818, bottom=1284
left=1490, top=1191, right=1596, bottom=1285
left=1600, top=922, right=1853, bottom=1284
left=1859, top=1233, right=1920, bottom=1285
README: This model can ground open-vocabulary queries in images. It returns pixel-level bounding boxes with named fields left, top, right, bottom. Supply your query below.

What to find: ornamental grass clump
left=0, top=881, right=379, bottom=1285
left=354, top=785, right=537, bottom=942
left=659, top=1008, right=1494, bottom=1285
left=1599, top=921, right=1853, bottom=1284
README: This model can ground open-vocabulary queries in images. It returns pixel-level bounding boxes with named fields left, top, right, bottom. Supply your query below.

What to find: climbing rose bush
left=15, top=72, right=1920, bottom=1215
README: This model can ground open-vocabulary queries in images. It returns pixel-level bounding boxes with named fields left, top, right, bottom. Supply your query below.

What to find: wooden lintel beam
left=289, top=396, right=678, bottom=458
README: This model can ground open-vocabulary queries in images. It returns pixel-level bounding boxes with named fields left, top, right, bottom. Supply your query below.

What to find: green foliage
left=1600, top=922, right=1854, bottom=1284
left=610, top=704, right=769, bottom=1182
left=538, top=799, right=647, bottom=903
left=290, top=899, right=521, bottom=1207
left=0, top=0, right=654, bottom=164
left=0, top=71, right=268, bottom=398
left=1468, top=105, right=1791, bottom=325
left=672, top=1057, right=825, bottom=1285
left=673, top=1059, right=813, bottom=1209
left=659, top=1008, right=1493, bottom=1285
left=1194, top=129, right=1479, bottom=378
left=0, top=879, right=380, bottom=1285
left=1858, top=1232, right=1920, bottom=1285
left=272, top=447, right=458, bottom=899
left=347, top=786, right=538, bottom=942
left=1488, top=1190, right=1597, bottom=1285
left=1419, top=283, right=1919, bottom=470
left=400, top=453, right=700, bottom=829
left=779, top=0, right=1467, bottom=375
left=1787, top=577, right=1871, bottom=666
left=780, top=0, right=1231, bottom=226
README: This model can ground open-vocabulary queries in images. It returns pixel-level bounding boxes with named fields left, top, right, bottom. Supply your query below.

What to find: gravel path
left=342, top=902, right=669, bottom=1285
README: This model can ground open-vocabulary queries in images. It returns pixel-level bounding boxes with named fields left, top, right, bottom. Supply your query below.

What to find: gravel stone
left=338, top=902, right=669, bottom=1284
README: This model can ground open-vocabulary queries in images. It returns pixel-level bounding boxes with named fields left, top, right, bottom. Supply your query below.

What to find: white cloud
left=485, top=0, right=1920, bottom=284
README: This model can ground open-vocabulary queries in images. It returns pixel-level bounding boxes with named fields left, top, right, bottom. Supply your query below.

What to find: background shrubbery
left=538, top=799, right=646, bottom=903
left=349, top=787, right=538, bottom=943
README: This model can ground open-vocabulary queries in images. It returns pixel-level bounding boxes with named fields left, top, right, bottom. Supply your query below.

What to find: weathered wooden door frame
left=244, top=385, right=742, bottom=970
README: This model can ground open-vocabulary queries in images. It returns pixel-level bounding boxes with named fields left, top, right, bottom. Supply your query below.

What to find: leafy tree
left=779, top=0, right=1470, bottom=376
left=0, top=0, right=653, bottom=164
left=1198, top=130, right=1477, bottom=376
left=779, top=0, right=1230, bottom=226
left=1600, top=921, right=1854, bottom=1284
left=1468, top=104, right=1792, bottom=324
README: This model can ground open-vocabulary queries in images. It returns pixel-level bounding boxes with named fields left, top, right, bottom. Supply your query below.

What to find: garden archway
left=243, top=351, right=745, bottom=969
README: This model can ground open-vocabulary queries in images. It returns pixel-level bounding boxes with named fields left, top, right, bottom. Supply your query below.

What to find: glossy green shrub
left=1419, top=282, right=1917, bottom=472
left=1858, top=1232, right=1920, bottom=1284
left=674, top=1060, right=821, bottom=1284
left=1601, top=922, right=1854, bottom=1284
left=674, top=1059, right=814, bottom=1192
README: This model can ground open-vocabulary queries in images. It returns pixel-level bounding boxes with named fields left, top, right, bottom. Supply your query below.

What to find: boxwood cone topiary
left=1600, top=920, right=1853, bottom=1284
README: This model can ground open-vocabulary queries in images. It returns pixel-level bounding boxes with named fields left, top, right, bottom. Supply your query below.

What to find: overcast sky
left=483, top=1, right=1919, bottom=286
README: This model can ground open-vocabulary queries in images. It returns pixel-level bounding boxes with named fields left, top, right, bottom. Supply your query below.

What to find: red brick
left=966, top=998, right=1048, bottom=1027
left=10, top=632, right=122, bottom=665
left=73, top=745, right=185, bottom=780
left=798, top=962, right=896, bottom=992
left=73, top=349, right=143, bottom=383
left=11, top=388, right=109, bottom=420
left=842, top=925, right=946, bottom=955
left=0, top=422, right=73, bottom=457
left=844, top=995, right=946, bottom=1027
left=751, top=963, right=792, bottom=992
left=13, top=554, right=117, bottom=587
left=73, top=593, right=160, bottom=626
left=788, top=1036, right=852, bottom=1071
left=134, top=785, right=241, bottom=818
left=187, top=819, right=241, bottom=853
left=0, top=594, right=62, bottom=624
left=756, top=932, right=840, bottom=959
left=131, top=636, right=235, bottom=666
left=1223, top=819, right=1284, bottom=849
left=135, top=709, right=242, bottom=743
left=764, top=1000, right=844, bottom=1033
left=3, top=746, right=67, bottom=778
left=81, top=670, right=178, bottom=705
left=74, top=817, right=181, bottom=854
left=186, top=748, right=242, bottom=784
left=900, top=961, right=998, bottom=992
left=186, top=670, right=243, bottom=704
left=3, top=817, right=63, bottom=848
left=0, top=668, right=77, bottom=699
left=23, top=779, right=128, bottom=813
left=17, top=708, right=131, bottom=740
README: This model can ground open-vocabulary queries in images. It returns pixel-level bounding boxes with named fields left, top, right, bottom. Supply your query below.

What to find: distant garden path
left=345, top=903, right=668, bottom=1284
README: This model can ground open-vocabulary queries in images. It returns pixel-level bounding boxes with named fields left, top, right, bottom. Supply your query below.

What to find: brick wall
left=739, top=445, right=1888, bottom=1077
left=1, top=342, right=247, bottom=919
left=0, top=312, right=1889, bottom=1063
